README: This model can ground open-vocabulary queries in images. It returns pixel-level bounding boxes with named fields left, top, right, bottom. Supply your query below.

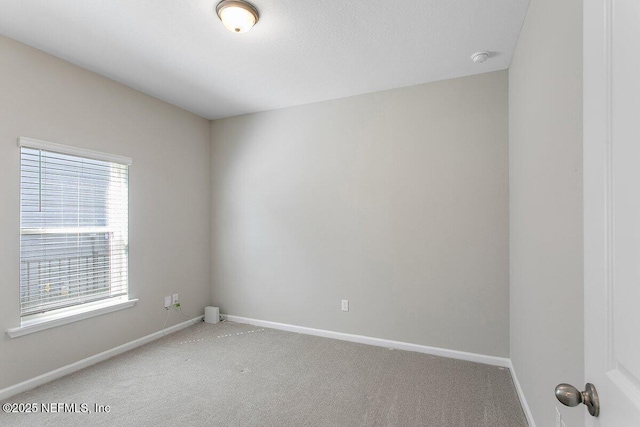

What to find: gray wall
left=211, top=71, right=510, bottom=357
left=508, top=0, right=584, bottom=425
left=0, top=35, right=212, bottom=390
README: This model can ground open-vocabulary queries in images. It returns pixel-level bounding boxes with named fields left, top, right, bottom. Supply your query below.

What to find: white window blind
left=19, top=138, right=130, bottom=317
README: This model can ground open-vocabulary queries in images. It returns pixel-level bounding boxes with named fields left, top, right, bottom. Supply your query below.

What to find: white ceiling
left=0, top=0, right=529, bottom=120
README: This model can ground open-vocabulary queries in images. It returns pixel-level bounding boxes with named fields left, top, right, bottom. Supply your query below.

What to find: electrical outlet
left=164, top=296, right=171, bottom=308
left=341, top=299, right=349, bottom=312
left=172, top=293, right=179, bottom=304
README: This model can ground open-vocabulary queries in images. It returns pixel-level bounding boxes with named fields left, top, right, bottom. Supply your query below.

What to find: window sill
left=6, top=298, right=138, bottom=338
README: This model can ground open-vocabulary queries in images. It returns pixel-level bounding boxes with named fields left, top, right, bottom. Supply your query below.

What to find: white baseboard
left=224, top=314, right=511, bottom=368
left=508, top=360, right=537, bottom=427
left=0, top=316, right=203, bottom=401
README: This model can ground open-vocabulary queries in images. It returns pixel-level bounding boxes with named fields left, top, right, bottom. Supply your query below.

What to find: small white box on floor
left=204, top=306, right=220, bottom=324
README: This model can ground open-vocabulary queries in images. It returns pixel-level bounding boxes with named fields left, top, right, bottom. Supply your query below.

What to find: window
left=19, top=137, right=131, bottom=319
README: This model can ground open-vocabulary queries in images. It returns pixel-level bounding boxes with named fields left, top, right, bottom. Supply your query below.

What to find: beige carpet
left=1, top=321, right=527, bottom=426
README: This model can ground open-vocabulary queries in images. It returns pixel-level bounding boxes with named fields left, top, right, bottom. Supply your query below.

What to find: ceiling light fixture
left=216, top=0, right=259, bottom=34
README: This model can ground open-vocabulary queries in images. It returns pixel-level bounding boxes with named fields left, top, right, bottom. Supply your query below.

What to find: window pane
left=19, top=145, right=129, bottom=316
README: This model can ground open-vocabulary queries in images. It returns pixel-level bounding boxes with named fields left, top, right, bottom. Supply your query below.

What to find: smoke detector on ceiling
left=471, top=52, right=490, bottom=64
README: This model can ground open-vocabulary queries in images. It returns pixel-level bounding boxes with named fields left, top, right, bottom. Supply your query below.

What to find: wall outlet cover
left=172, top=294, right=179, bottom=304
left=164, top=296, right=172, bottom=308
left=341, top=300, right=349, bottom=312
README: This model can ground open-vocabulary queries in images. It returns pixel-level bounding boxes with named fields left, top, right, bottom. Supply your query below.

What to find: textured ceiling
left=0, top=0, right=529, bottom=120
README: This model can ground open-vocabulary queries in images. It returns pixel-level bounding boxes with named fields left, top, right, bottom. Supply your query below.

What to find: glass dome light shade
left=216, top=1, right=259, bottom=34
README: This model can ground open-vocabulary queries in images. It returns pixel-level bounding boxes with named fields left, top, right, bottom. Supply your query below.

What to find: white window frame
left=7, top=137, right=137, bottom=338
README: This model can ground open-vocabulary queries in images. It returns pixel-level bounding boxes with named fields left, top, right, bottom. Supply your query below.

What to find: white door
left=584, top=0, right=640, bottom=425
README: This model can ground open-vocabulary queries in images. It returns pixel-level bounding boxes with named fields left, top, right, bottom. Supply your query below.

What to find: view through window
left=19, top=141, right=129, bottom=317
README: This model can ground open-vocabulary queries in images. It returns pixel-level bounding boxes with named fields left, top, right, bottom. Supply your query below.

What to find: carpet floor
left=1, top=321, right=528, bottom=426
